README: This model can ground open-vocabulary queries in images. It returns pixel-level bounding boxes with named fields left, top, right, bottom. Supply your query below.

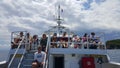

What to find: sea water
left=0, top=45, right=10, bottom=62
left=0, top=47, right=120, bottom=63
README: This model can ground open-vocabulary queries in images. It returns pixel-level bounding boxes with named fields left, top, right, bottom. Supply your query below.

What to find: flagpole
left=58, top=5, right=60, bottom=20
left=57, top=5, right=61, bottom=26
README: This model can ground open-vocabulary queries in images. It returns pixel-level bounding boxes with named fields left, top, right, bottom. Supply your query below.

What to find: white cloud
left=81, top=0, right=120, bottom=30
left=0, top=0, right=120, bottom=47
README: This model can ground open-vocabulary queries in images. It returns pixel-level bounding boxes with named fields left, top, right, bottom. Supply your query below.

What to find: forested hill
left=106, top=39, right=120, bottom=49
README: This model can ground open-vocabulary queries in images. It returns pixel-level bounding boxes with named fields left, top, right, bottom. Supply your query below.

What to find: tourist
left=51, top=33, right=58, bottom=48
left=40, top=34, right=47, bottom=52
left=31, top=35, right=39, bottom=50
left=32, top=46, right=46, bottom=68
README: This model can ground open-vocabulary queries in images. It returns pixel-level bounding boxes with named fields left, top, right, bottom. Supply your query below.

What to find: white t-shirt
left=34, top=51, right=46, bottom=63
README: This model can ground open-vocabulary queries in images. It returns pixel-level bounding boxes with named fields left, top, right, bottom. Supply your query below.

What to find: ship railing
left=50, top=41, right=106, bottom=49
left=11, top=43, right=30, bottom=49
left=8, top=31, right=28, bottom=68
left=8, top=35, right=26, bottom=68
left=49, top=32, right=106, bottom=49
left=11, top=31, right=28, bottom=49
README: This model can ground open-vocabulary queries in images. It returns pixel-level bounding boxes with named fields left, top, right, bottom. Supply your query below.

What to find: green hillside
left=106, top=39, right=120, bottom=49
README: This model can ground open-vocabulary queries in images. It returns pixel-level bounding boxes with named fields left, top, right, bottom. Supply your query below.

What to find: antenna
left=56, top=5, right=63, bottom=26
left=58, top=5, right=60, bottom=20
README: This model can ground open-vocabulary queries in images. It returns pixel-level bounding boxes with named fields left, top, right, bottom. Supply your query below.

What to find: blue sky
left=0, top=0, right=120, bottom=48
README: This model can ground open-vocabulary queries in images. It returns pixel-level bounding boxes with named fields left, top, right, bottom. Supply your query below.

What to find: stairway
left=8, top=58, right=21, bottom=68
left=20, top=51, right=35, bottom=68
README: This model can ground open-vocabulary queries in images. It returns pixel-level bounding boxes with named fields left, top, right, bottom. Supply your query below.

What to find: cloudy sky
left=0, top=0, right=120, bottom=48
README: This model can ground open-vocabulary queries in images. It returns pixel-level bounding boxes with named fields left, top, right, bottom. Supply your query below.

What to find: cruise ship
left=0, top=5, right=120, bottom=68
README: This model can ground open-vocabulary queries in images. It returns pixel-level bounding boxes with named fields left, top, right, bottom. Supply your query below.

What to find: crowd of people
left=50, top=32, right=104, bottom=49
left=11, top=31, right=104, bottom=50
left=10, top=31, right=105, bottom=68
left=11, top=32, right=48, bottom=52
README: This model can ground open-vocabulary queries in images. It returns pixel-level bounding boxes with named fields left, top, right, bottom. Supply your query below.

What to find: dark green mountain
left=106, top=39, right=120, bottom=49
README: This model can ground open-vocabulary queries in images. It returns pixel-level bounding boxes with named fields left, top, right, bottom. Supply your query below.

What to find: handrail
left=17, top=32, right=29, bottom=68
left=8, top=36, right=25, bottom=68
left=43, top=37, right=49, bottom=68
left=46, top=33, right=51, bottom=68
left=17, top=49, right=26, bottom=68
left=43, top=53, right=46, bottom=68
left=45, top=60, right=48, bottom=68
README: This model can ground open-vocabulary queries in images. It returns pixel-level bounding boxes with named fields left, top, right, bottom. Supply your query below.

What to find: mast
left=57, top=5, right=63, bottom=27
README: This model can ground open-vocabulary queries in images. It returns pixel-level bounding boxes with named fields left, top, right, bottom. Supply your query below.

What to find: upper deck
left=44, top=24, right=107, bottom=55
left=10, top=27, right=107, bottom=55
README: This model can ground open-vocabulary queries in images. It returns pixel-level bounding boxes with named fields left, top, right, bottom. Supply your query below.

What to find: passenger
left=11, top=38, right=19, bottom=49
left=40, top=34, right=47, bottom=52
left=90, top=32, right=96, bottom=42
left=82, top=33, right=88, bottom=49
left=95, top=37, right=104, bottom=49
left=58, top=38, right=68, bottom=48
left=31, top=35, right=39, bottom=50
left=82, top=33, right=88, bottom=42
left=62, top=32, right=67, bottom=41
left=25, top=33, right=32, bottom=52
left=60, top=32, right=68, bottom=48
left=51, top=33, right=58, bottom=48
left=17, top=32, right=25, bottom=48
left=63, top=32, right=67, bottom=37
left=78, top=37, right=82, bottom=48
left=89, top=32, right=98, bottom=49
left=92, top=32, right=104, bottom=49
left=32, top=46, right=46, bottom=68
left=17, top=32, right=24, bottom=41
left=72, top=35, right=80, bottom=48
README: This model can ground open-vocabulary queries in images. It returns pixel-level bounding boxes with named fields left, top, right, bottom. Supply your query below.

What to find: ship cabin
left=45, top=25, right=108, bottom=68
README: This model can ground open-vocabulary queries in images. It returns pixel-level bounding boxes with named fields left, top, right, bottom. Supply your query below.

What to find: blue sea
left=0, top=45, right=10, bottom=62
left=0, top=45, right=120, bottom=63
